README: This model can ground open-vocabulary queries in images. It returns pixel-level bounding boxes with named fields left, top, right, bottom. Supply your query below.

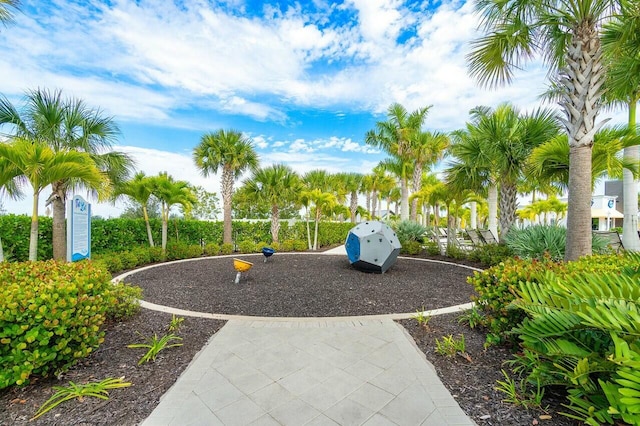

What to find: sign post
left=67, top=195, right=91, bottom=262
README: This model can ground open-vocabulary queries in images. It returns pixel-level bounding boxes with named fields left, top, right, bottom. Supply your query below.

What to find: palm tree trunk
left=565, top=145, right=593, bottom=260
left=313, top=209, right=320, bottom=250
left=365, top=192, right=371, bottom=217
left=622, top=101, right=640, bottom=251
left=305, top=208, right=312, bottom=250
left=350, top=192, right=358, bottom=223
left=487, top=183, right=498, bottom=241
left=371, top=191, right=378, bottom=218
left=271, top=205, right=280, bottom=244
left=143, top=206, right=155, bottom=247
left=470, top=201, right=477, bottom=229
left=434, top=203, right=440, bottom=228
left=29, top=193, right=39, bottom=261
left=411, top=163, right=422, bottom=221
left=562, top=24, right=605, bottom=260
left=221, top=168, right=234, bottom=245
left=400, top=178, right=409, bottom=221
left=51, top=181, right=67, bottom=261
left=499, top=182, right=518, bottom=240
left=161, top=204, right=168, bottom=252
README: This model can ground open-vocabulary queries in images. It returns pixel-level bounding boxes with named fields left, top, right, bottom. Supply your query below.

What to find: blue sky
left=0, top=0, right=624, bottom=217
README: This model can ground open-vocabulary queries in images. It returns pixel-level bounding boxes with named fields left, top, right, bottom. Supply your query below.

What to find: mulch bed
left=1, top=252, right=578, bottom=425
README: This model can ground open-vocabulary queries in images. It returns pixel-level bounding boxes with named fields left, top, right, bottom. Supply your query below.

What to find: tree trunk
left=0, top=237, right=3, bottom=262
left=143, top=206, right=155, bottom=247
left=161, top=204, right=168, bottom=252
left=470, top=201, right=477, bottom=229
left=410, top=163, right=423, bottom=221
left=487, top=183, right=498, bottom=241
left=29, top=193, right=39, bottom=261
left=350, top=191, right=358, bottom=223
left=365, top=192, right=371, bottom=217
left=561, top=23, right=606, bottom=260
left=221, top=167, right=234, bottom=245
left=271, top=205, right=280, bottom=244
left=51, top=181, right=67, bottom=261
left=313, top=210, right=320, bottom=250
left=499, top=181, right=518, bottom=240
left=305, top=208, right=312, bottom=250
left=371, top=190, right=378, bottom=219
left=400, top=177, right=409, bottom=221
left=565, top=145, right=593, bottom=260
left=622, top=102, right=640, bottom=251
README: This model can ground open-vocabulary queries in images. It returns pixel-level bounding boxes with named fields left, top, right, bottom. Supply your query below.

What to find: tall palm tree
left=366, top=103, right=431, bottom=220
left=377, top=159, right=408, bottom=219
left=0, top=139, right=104, bottom=260
left=0, top=88, right=134, bottom=260
left=332, top=172, right=363, bottom=223
left=193, top=129, right=259, bottom=245
left=149, top=172, right=196, bottom=252
left=446, top=104, right=559, bottom=239
left=114, top=172, right=156, bottom=247
left=243, top=164, right=300, bottom=244
left=602, top=5, right=640, bottom=251
left=304, top=188, right=337, bottom=250
left=468, top=0, right=624, bottom=260
left=0, top=0, right=20, bottom=26
left=410, top=131, right=449, bottom=221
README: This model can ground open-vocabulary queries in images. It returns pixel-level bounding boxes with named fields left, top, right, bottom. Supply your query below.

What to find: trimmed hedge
left=0, top=215, right=355, bottom=261
left=0, top=260, right=114, bottom=388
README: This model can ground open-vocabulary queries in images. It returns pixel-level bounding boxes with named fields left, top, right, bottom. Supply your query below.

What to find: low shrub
left=293, top=240, right=308, bottom=251
left=130, top=246, right=151, bottom=265
left=120, top=251, right=139, bottom=270
left=469, top=252, right=639, bottom=347
left=165, top=243, right=200, bottom=260
left=392, top=220, right=427, bottom=244
left=255, top=242, right=269, bottom=253
left=505, top=225, right=608, bottom=261
left=237, top=240, right=256, bottom=253
left=219, top=243, right=234, bottom=255
left=423, top=240, right=440, bottom=256
left=467, top=243, right=513, bottom=266
left=106, top=282, right=142, bottom=321
left=401, top=240, right=422, bottom=255
left=203, top=243, right=220, bottom=256
left=280, top=240, right=294, bottom=252
left=446, top=244, right=467, bottom=260
left=0, top=261, right=113, bottom=389
left=92, top=252, right=123, bottom=274
left=148, top=246, right=164, bottom=263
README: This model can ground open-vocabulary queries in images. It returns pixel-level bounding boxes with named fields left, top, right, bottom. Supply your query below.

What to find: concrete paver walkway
left=142, top=318, right=475, bottom=426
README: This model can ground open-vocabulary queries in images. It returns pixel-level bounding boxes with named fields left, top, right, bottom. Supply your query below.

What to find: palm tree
left=366, top=103, right=431, bottom=220
left=446, top=104, right=560, bottom=239
left=114, top=172, right=156, bottom=247
left=0, top=0, right=19, bottom=26
left=149, top=172, right=196, bottom=252
left=305, top=189, right=337, bottom=250
left=193, top=129, right=259, bottom=245
left=0, top=88, right=134, bottom=260
left=0, top=139, right=104, bottom=260
left=242, top=164, right=300, bottom=244
left=602, top=5, right=640, bottom=251
left=410, top=131, right=449, bottom=221
left=528, top=126, right=640, bottom=190
left=468, top=0, right=625, bottom=260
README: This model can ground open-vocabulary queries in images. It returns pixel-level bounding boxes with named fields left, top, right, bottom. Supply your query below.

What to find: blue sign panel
left=67, top=195, right=91, bottom=262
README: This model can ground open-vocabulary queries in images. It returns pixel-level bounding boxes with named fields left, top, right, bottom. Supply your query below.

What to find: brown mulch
left=0, top=252, right=577, bottom=425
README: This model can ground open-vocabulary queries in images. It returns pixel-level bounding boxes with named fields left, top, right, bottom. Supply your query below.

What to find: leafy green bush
left=92, top=252, right=123, bottom=274
left=165, top=243, right=200, bottom=260
left=148, top=246, right=164, bottom=262
left=0, top=214, right=53, bottom=261
left=0, top=261, right=113, bottom=388
left=130, top=246, right=151, bottom=265
left=293, top=240, right=308, bottom=251
left=423, top=240, right=440, bottom=255
left=120, top=251, right=140, bottom=270
left=401, top=240, right=422, bottom=255
left=469, top=252, right=639, bottom=346
left=203, top=243, right=220, bottom=256
left=237, top=240, right=256, bottom=253
left=511, top=253, right=640, bottom=425
left=446, top=244, right=467, bottom=260
left=255, top=242, right=269, bottom=253
left=106, top=282, right=142, bottom=321
left=280, top=239, right=295, bottom=252
left=467, top=243, right=513, bottom=266
left=505, top=225, right=608, bottom=261
left=220, top=243, right=234, bottom=255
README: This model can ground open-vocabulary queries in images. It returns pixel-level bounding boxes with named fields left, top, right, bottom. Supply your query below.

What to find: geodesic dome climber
left=345, top=221, right=402, bottom=273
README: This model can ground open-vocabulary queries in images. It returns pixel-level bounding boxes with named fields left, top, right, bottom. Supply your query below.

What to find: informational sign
left=67, top=195, right=91, bottom=262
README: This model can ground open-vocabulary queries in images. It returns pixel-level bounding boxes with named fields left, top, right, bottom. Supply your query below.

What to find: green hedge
left=0, top=214, right=52, bottom=261
left=0, top=215, right=354, bottom=261
left=0, top=260, right=114, bottom=388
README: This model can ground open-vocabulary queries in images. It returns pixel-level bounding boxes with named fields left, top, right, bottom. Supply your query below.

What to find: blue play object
left=261, top=247, right=275, bottom=263
left=345, top=221, right=401, bottom=273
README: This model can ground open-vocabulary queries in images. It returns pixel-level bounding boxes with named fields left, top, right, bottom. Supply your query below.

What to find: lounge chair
left=465, top=229, right=485, bottom=247
left=479, top=229, right=498, bottom=245
left=593, top=230, right=624, bottom=252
